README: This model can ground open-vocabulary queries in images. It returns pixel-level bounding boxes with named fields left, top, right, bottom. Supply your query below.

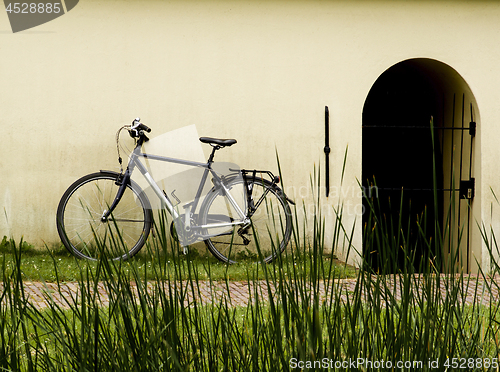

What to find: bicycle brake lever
left=132, top=117, right=141, bottom=128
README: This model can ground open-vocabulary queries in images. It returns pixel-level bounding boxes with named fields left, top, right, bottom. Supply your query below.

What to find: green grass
left=0, top=236, right=357, bottom=282
left=11, top=298, right=500, bottom=371
left=2, top=229, right=500, bottom=371
left=3, top=152, right=500, bottom=370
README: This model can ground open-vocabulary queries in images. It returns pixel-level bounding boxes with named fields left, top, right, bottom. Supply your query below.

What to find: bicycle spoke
left=110, top=218, right=145, bottom=223
left=57, top=172, right=151, bottom=260
left=202, top=177, right=291, bottom=263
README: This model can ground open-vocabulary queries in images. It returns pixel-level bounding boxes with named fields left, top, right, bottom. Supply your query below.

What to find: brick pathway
left=15, top=275, right=500, bottom=310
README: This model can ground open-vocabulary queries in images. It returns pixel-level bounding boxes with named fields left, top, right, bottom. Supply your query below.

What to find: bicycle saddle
left=199, top=137, right=237, bottom=147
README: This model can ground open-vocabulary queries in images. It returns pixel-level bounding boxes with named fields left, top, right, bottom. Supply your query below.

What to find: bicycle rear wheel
left=56, top=171, right=152, bottom=260
left=200, top=177, right=292, bottom=263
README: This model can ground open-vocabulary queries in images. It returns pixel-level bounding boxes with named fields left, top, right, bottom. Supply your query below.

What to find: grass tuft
left=1, top=166, right=500, bottom=370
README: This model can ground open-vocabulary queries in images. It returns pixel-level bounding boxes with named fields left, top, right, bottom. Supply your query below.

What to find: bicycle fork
left=100, top=171, right=131, bottom=222
left=100, top=168, right=180, bottom=223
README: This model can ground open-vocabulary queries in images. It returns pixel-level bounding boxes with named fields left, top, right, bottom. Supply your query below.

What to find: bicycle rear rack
left=239, top=169, right=295, bottom=206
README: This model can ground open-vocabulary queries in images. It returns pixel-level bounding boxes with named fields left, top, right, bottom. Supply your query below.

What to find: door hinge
left=469, top=121, right=476, bottom=137
left=460, top=178, right=475, bottom=200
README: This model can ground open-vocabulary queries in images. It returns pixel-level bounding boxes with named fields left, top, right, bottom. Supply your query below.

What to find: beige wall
left=2, top=0, right=500, bottom=270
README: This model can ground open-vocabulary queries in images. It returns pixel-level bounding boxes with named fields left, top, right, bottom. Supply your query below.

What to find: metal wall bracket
left=324, top=106, right=330, bottom=197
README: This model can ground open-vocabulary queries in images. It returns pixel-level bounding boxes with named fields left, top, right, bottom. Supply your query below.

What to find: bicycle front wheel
left=56, top=171, right=152, bottom=260
left=200, top=177, right=292, bottom=263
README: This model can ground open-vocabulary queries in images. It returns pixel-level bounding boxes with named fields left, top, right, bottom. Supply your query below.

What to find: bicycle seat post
left=207, top=145, right=221, bottom=164
left=199, top=137, right=236, bottom=164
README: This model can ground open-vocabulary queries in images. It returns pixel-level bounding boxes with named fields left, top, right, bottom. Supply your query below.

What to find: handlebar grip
left=138, top=123, right=151, bottom=133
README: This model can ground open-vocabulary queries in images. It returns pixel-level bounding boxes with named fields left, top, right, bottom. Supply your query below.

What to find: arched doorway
left=362, top=58, right=479, bottom=273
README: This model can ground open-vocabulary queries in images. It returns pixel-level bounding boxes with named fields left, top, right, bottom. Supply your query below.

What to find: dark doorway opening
left=362, top=58, right=477, bottom=273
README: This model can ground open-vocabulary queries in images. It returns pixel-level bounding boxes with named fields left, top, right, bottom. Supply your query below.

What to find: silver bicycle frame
left=129, top=146, right=248, bottom=232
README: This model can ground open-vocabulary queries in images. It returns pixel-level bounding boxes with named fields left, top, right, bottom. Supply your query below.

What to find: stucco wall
left=2, top=0, right=500, bottom=270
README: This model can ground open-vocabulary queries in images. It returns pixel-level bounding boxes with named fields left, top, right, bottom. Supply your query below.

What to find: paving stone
left=2, top=275, right=500, bottom=310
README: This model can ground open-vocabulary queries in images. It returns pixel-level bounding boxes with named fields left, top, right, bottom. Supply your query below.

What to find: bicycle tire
left=56, top=171, right=152, bottom=260
left=200, top=176, right=292, bottom=263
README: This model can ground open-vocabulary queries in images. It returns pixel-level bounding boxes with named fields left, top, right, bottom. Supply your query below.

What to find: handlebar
left=137, top=123, right=151, bottom=133
left=129, top=117, right=151, bottom=139
left=131, top=117, right=151, bottom=132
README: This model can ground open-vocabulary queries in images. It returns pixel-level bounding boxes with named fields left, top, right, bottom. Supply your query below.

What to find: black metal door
left=440, top=94, right=476, bottom=273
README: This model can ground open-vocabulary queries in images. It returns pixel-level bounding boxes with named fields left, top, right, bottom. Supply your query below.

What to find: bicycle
left=56, top=118, right=294, bottom=263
